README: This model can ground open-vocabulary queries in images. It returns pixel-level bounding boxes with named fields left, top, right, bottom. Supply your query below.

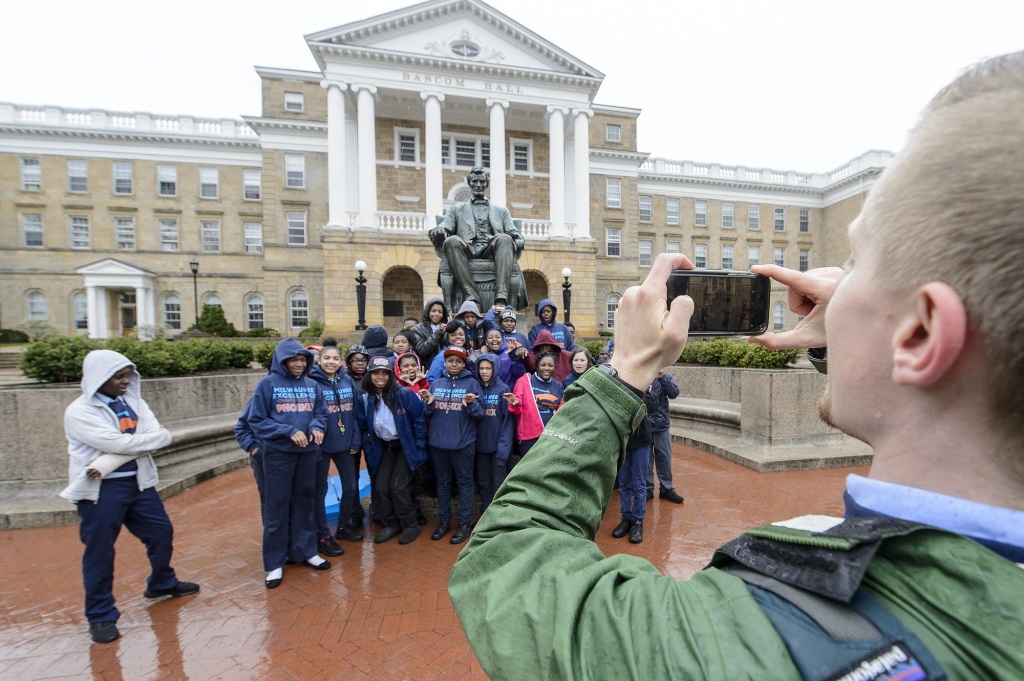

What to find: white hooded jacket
left=60, top=350, right=172, bottom=502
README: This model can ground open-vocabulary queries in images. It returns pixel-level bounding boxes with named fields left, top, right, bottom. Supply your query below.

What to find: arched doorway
left=522, top=270, right=549, bottom=323
left=381, top=266, right=423, bottom=330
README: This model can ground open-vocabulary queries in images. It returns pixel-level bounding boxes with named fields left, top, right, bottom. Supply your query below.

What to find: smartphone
left=666, top=270, right=771, bottom=336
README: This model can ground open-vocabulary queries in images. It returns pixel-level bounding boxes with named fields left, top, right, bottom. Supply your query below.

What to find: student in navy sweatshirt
left=421, top=346, right=484, bottom=545
left=527, top=297, right=572, bottom=349
left=472, top=353, right=517, bottom=513
left=246, top=338, right=330, bottom=589
left=308, top=339, right=362, bottom=556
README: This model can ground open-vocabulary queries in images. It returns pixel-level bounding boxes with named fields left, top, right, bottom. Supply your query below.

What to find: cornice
left=591, top=148, right=650, bottom=163
left=641, top=171, right=823, bottom=196
left=0, top=123, right=259, bottom=149
left=241, top=117, right=328, bottom=134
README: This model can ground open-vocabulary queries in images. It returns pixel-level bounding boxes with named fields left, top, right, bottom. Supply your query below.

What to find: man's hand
left=748, top=265, right=842, bottom=350
left=609, top=253, right=695, bottom=391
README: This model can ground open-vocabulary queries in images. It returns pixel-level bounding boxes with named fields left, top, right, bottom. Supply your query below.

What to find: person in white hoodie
left=61, top=349, right=199, bottom=645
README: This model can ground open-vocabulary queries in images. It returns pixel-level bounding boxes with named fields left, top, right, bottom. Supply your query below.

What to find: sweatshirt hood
left=80, top=349, right=139, bottom=400
left=475, top=352, right=499, bottom=383
left=532, top=329, right=560, bottom=354
left=456, top=300, right=483, bottom=319
left=535, top=297, right=557, bottom=317
left=360, top=325, right=390, bottom=353
left=393, top=350, right=422, bottom=382
left=421, top=296, right=448, bottom=324
left=270, top=337, right=314, bottom=379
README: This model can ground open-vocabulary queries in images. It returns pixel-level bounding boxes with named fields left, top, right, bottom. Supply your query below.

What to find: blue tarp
left=323, top=470, right=371, bottom=520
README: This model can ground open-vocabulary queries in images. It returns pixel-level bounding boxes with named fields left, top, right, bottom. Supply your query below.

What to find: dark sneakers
left=89, top=621, right=119, bottom=644
left=319, top=537, right=345, bottom=556
left=143, top=581, right=200, bottom=600
left=431, top=520, right=450, bottom=540
left=659, top=488, right=685, bottom=504
left=628, top=520, right=644, bottom=544
left=611, top=518, right=631, bottom=538
left=399, top=527, right=421, bottom=545
left=450, top=524, right=473, bottom=544
left=373, top=526, right=402, bottom=544
left=335, top=525, right=363, bottom=542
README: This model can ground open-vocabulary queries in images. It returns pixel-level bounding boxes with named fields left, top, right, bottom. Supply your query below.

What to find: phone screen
left=666, top=270, right=770, bottom=336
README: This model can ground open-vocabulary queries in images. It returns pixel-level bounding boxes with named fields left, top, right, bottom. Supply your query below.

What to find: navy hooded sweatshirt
left=425, top=366, right=484, bottom=451
left=247, top=338, right=327, bottom=453
left=360, top=325, right=391, bottom=360
left=527, top=297, right=573, bottom=349
left=308, top=363, right=361, bottom=454
left=473, top=353, right=514, bottom=461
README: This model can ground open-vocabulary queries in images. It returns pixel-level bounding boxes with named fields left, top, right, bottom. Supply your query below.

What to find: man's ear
left=891, top=282, right=967, bottom=386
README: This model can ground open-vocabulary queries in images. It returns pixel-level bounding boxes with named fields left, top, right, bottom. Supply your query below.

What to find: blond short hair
left=866, top=51, right=1024, bottom=438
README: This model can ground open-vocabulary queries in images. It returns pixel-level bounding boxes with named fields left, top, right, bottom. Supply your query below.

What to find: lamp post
left=189, top=257, right=200, bottom=331
left=355, top=260, right=368, bottom=330
left=561, top=267, right=572, bottom=326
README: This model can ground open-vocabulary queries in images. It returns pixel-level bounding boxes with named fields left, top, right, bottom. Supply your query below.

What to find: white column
left=353, top=84, right=378, bottom=228
left=135, top=285, right=154, bottom=340
left=86, top=285, right=103, bottom=339
left=321, top=80, right=348, bottom=229
left=547, top=106, right=569, bottom=238
left=421, top=92, right=445, bottom=223
left=487, top=99, right=509, bottom=207
left=573, top=108, right=593, bottom=239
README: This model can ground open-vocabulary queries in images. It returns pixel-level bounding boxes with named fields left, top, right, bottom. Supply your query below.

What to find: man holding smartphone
left=449, top=52, right=1024, bottom=679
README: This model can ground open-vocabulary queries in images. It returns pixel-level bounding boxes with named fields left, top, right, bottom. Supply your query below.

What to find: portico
left=74, top=259, right=158, bottom=340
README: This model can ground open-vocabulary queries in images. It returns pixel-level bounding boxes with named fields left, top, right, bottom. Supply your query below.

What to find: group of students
left=233, top=295, right=683, bottom=588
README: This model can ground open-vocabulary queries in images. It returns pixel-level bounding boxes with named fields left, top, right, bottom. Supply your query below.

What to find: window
left=748, top=246, right=761, bottom=267
left=22, top=213, right=43, bottom=247
left=159, top=219, right=179, bottom=251
left=639, top=196, right=652, bottom=222
left=290, top=290, right=310, bottom=328
left=243, top=169, right=261, bottom=200
left=511, top=141, right=531, bottom=172
left=157, top=165, right=177, bottom=196
left=396, top=129, right=418, bottom=163
left=694, top=244, right=708, bottom=268
left=722, top=245, right=734, bottom=269
left=163, top=294, right=181, bottom=330
left=481, top=140, right=491, bottom=168
left=70, top=216, right=90, bottom=249
left=73, top=292, right=88, bottom=330
left=606, top=228, right=621, bottom=257
left=773, top=302, right=786, bottom=331
left=774, top=207, right=786, bottom=231
left=284, top=91, right=304, bottom=112
left=747, top=205, right=760, bottom=230
left=247, top=294, right=265, bottom=330
left=113, top=162, right=133, bottom=194
left=285, top=154, right=305, bottom=188
left=27, top=291, right=48, bottom=321
left=639, top=240, right=652, bottom=268
left=695, top=200, right=708, bottom=227
left=455, top=139, right=476, bottom=167
left=199, top=167, right=219, bottom=199
left=799, top=209, right=810, bottom=233
left=666, top=198, right=680, bottom=225
left=606, top=294, right=620, bottom=329
left=244, top=222, right=263, bottom=254
left=286, top=211, right=307, bottom=245
left=666, top=241, right=680, bottom=254
left=774, top=247, right=786, bottom=267
left=440, top=139, right=450, bottom=165
left=722, top=202, right=734, bottom=228
left=20, top=157, right=41, bottom=191
left=115, top=216, right=135, bottom=250
left=799, top=249, right=810, bottom=272
left=68, top=160, right=88, bottom=193
left=201, top=220, right=220, bottom=252
left=606, top=124, right=621, bottom=142
left=606, top=179, right=622, bottom=208
left=204, top=293, right=222, bottom=308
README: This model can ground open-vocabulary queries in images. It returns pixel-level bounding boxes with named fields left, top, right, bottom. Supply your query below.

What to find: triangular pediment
left=306, top=0, right=603, bottom=80
left=75, top=258, right=156, bottom=277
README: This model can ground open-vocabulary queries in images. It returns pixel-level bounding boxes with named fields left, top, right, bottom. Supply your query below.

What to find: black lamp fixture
left=355, top=260, right=368, bottom=331
left=189, top=257, right=200, bottom=331
left=561, top=267, right=572, bottom=325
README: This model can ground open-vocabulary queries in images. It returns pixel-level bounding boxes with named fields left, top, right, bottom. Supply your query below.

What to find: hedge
left=678, top=338, right=798, bottom=368
left=19, top=337, right=256, bottom=383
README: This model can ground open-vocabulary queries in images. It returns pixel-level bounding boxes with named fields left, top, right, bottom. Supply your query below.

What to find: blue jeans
left=77, top=478, right=177, bottom=623
left=646, top=428, right=676, bottom=495
left=262, top=447, right=318, bottom=571
left=618, top=445, right=649, bottom=522
left=430, top=444, right=476, bottom=526
left=316, top=449, right=359, bottom=538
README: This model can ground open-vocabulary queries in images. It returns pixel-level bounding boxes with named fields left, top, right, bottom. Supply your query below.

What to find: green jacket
left=448, top=368, right=1024, bottom=680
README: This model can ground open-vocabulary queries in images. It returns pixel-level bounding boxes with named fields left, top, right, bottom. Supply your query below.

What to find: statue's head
left=467, top=166, right=489, bottom=198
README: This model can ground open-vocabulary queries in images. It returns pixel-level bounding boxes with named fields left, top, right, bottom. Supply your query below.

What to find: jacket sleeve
left=234, top=399, right=258, bottom=452
left=64, top=401, right=172, bottom=455
left=660, top=373, right=680, bottom=399
left=248, top=381, right=301, bottom=441
left=495, top=400, right=514, bottom=466
left=466, top=379, right=485, bottom=420
left=309, top=379, right=328, bottom=433
left=448, top=370, right=794, bottom=680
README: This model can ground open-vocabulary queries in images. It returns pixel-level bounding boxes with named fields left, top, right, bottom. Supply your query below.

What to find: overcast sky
left=2, top=0, right=1021, bottom=171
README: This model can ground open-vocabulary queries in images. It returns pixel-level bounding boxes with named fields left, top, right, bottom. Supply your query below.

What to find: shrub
left=297, top=319, right=324, bottom=340
left=582, top=340, right=607, bottom=361
left=0, top=328, right=30, bottom=343
left=195, top=305, right=238, bottom=337
left=20, top=336, right=101, bottom=382
left=254, top=342, right=276, bottom=369
left=245, top=327, right=279, bottom=338
left=679, top=338, right=798, bottom=369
